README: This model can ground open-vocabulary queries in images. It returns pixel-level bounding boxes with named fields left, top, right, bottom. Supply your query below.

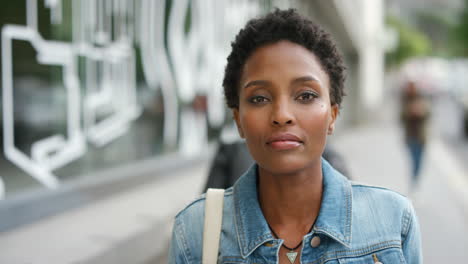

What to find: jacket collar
left=233, top=158, right=352, bottom=258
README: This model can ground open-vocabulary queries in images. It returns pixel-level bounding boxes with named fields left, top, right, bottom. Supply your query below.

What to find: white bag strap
left=202, top=188, right=225, bottom=264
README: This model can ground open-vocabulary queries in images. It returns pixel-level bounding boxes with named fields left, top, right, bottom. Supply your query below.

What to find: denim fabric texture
left=169, top=159, right=422, bottom=264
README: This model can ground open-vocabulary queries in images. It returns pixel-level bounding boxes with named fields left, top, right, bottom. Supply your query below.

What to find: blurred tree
left=451, top=0, right=468, bottom=56
left=385, top=15, right=431, bottom=67
left=416, top=11, right=453, bottom=56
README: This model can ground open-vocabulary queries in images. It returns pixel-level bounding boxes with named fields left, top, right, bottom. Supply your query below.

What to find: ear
left=232, top=108, right=245, bottom=138
left=328, top=104, right=339, bottom=135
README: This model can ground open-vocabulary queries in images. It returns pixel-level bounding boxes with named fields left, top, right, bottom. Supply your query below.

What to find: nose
left=273, top=119, right=293, bottom=125
left=271, top=101, right=295, bottom=126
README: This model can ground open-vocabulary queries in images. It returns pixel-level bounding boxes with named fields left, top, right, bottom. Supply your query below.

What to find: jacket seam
left=305, top=240, right=402, bottom=264
left=175, top=218, right=193, bottom=264
left=174, top=197, right=205, bottom=219
left=401, top=205, right=413, bottom=243
left=222, top=255, right=248, bottom=264
left=313, top=228, right=348, bottom=247
left=345, top=180, right=352, bottom=243
left=175, top=189, right=233, bottom=219
left=350, top=183, right=407, bottom=198
left=234, top=184, right=247, bottom=258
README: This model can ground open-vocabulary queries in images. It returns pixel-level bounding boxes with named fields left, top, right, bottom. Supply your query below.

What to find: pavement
left=0, top=160, right=211, bottom=264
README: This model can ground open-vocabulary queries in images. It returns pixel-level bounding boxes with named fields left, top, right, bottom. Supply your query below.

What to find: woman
left=169, top=9, right=422, bottom=264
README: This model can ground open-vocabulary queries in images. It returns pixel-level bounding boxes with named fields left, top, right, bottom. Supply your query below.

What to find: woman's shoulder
left=349, top=181, right=416, bottom=240
left=350, top=181, right=412, bottom=211
left=350, top=181, right=409, bottom=204
left=174, top=187, right=234, bottom=223
left=170, top=188, right=235, bottom=263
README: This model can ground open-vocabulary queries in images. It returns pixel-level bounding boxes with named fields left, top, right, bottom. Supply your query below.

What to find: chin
left=258, top=156, right=316, bottom=176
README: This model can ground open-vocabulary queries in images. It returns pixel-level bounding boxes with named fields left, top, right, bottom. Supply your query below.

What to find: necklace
left=267, top=220, right=316, bottom=264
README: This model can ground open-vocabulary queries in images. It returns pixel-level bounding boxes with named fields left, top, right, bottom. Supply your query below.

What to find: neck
left=258, top=160, right=323, bottom=233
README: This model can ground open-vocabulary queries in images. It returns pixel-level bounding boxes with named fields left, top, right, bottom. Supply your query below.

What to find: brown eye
left=248, top=95, right=269, bottom=104
left=296, top=91, right=318, bottom=102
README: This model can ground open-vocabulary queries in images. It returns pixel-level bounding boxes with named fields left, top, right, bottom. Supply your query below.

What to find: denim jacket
left=169, top=159, right=422, bottom=264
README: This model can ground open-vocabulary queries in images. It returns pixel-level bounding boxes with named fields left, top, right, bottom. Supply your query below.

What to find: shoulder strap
left=202, top=188, right=225, bottom=264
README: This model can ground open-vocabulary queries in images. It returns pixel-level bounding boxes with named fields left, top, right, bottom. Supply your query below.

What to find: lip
left=266, top=133, right=303, bottom=150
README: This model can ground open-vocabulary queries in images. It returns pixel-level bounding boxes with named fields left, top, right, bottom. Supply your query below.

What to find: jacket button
left=310, top=236, right=321, bottom=248
left=263, top=242, right=275, bottom=247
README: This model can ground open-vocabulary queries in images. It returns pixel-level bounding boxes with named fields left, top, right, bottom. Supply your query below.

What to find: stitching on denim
left=402, top=206, right=413, bottom=244
left=313, top=228, right=346, bottom=245
left=313, top=175, right=352, bottom=246
left=234, top=183, right=247, bottom=257
left=221, top=258, right=248, bottom=264
left=401, top=206, right=410, bottom=243
left=333, top=240, right=401, bottom=254
left=304, top=241, right=400, bottom=264
left=222, top=256, right=247, bottom=263
left=233, top=171, right=274, bottom=258
left=350, top=183, right=407, bottom=198
left=399, top=247, right=406, bottom=263
left=403, top=213, right=413, bottom=242
left=345, top=180, right=352, bottom=243
left=304, top=240, right=401, bottom=264
left=323, top=244, right=401, bottom=263
left=245, top=235, right=277, bottom=256
left=176, top=188, right=233, bottom=218
left=174, top=196, right=206, bottom=219
left=176, top=218, right=193, bottom=264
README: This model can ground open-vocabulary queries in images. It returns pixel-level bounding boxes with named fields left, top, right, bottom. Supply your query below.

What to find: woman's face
left=233, top=40, right=338, bottom=175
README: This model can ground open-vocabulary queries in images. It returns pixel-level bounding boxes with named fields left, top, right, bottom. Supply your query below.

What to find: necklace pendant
left=286, top=251, right=298, bottom=264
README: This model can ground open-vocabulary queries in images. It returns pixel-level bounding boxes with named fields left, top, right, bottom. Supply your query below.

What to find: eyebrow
left=243, top=80, right=270, bottom=90
left=242, top=75, right=320, bottom=90
left=291, top=75, right=320, bottom=85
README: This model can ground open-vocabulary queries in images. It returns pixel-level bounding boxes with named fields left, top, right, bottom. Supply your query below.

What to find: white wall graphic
left=2, top=0, right=84, bottom=188
left=2, top=0, right=265, bottom=193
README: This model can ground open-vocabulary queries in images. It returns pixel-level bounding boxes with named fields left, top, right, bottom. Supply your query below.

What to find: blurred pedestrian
left=400, top=81, right=430, bottom=191
left=170, top=9, right=422, bottom=264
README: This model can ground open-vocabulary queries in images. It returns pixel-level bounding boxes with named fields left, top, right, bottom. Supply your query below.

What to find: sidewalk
left=332, top=122, right=410, bottom=194
left=332, top=119, right=468, bottom=262
left=0, top=159, right=211, bottom=264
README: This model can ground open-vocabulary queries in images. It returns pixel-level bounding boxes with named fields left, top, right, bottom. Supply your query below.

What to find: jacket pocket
left=337, top=248, right=406, bottom=264
left=222, top=256, right=248, bottom=264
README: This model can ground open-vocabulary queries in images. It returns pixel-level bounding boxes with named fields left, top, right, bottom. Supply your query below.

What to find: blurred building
left=0, top=0, right=385, bottom=262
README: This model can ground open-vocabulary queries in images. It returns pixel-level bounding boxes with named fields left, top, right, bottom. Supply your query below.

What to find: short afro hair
left=223, top=8, right=346, bottom=109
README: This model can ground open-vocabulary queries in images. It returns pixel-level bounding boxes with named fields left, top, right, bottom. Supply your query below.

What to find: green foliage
left=385, top=16, right=431, bottom=66
left=450, top=0, right=468, bottom=56
left=415, top=10, right=454, bottom=57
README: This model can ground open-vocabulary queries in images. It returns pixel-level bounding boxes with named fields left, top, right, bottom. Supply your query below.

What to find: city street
left=1, top=1, right=467, bottom=263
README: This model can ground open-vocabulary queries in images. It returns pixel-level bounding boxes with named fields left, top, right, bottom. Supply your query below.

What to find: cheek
left=299, top=104, right=331, bottom=159
left=238, top=110, right=268, bottom=159
left=239, top=110, right=265, bottom=138
left=300, top=104, right=331, bottom=132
